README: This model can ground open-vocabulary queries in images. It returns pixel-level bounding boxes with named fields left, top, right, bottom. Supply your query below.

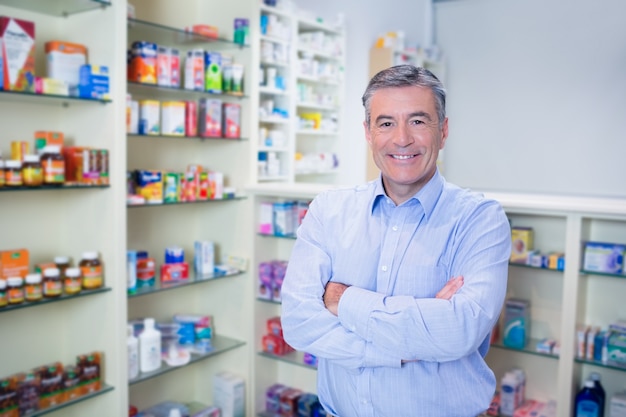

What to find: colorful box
left=161, top=262, right=189, bottom=283
left=204, top=51, right=222, bottom=93
left=510, top=227, right=533, bottom=264
left=76, top=352, right=102, bottom=395
left=0, top=248, right=29, bottom=279
left=129, top=41, right=156, bottom=84
left=194, top=240, right=215, bottom=276
left=161, top=101, right=185, bottom=136
left=503, top=298, right=530, bottom=349
left=134, top=169, right=163, bottom=204
left=213, top=372, right=245, bottom=417
left=139, top=100, right=160, bottom=135
left=156, top=45, right=171, bottom=87
left=77, top=64, right=109, bottom=99
left=1, top=16, right=35, bottom=92
left=44, top=40, right=87, bottom=87
left=198, top=98, right=222, bottom=137
left=184, top=49, right=204, bottom=91
left=185, top=100, right=197, bottom=136
left=222, top=102, right=241, bottom=138
left=583, top=241, right=625, bottom=274
left=34, top=362, right=65, bottom=409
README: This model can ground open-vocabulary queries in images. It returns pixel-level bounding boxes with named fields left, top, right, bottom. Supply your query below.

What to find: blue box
left=78, top=64, right=110, bottom=99
left=583, top=241, right=625, bottom=274
left=503, top=298, right=530, bottom=349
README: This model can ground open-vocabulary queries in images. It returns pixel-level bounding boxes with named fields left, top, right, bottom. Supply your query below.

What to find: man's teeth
left=392, top=154, right=415, bottom=160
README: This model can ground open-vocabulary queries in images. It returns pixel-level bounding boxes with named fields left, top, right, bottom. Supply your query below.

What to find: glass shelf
left=127, top=195, right=245, bottom=208
left=0, top=184, right=109, bottom=193
left=23, top=384, right=113, bottom=416
left=128, top=18, right=249, bottom=51
left=509, top=262, right=564, bottom=273
left=580, top=269, right=626, bottom=279
left=128, top=269, right=245, bottom=298
left=0, top=287, right=111, bottom=314
left=129, top=335, right=245, bottom=385
left=257, top=233, right=297, bottom=240
left=257, top=297, right=281, bottom=305
left=127, top=81, right=247, bottom=100
left=574, top=357, right=626, bottom=373
left=127, top=133, right=247, bottom=142
left=0, top=0, right=110, bottom=17
left=257, top=351, right=317, bottom=371
left=0, top=89, right=111, bottom=106
left=490, top=338, right=559, bottom=360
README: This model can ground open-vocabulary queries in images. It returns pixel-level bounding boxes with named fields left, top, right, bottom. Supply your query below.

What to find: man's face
left=364, top=85, right=448, bottom=204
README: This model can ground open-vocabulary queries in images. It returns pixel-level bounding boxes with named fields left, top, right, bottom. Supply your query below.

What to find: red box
left=279, top=387, right=303, bottom=417
left=222, top=102, right=241, bottom=138
left=185, top=100, right=197, bottom=136
left=161, top=262, right=189, bottom=282
left=262, top=333, right=291, bottom=356
left=267, top=316, right=283, bottom=338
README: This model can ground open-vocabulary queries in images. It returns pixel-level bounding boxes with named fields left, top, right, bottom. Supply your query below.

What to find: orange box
left=76, top=352, right=102, bottom=395
left=0, top=249, right=29, bottom=279
left=187, top=24, right=218, bottom=39
left=35, top=262, right=56, bottom=274
left=34, top=362, right=65, bottom=409
left=0, top=374, right=20, bottom=417
left=34, top=131, right=64, bottom=150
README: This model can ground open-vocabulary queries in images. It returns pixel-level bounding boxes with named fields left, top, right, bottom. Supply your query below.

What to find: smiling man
left=281, top=65, right=511, bottom=417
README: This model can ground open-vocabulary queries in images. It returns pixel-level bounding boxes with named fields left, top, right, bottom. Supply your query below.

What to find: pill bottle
left=54, top=256, right=71, bottom=280
left=80, top=252, right=104, bottom=289
left=43, top=268, right=63, bottom=297
left=64, top=267, right=82, bottom=295
left=25, top=273, right=43, bottom=302
left=41, top=145, right=65, bottom=185
left=5, top=160, right=23, bottom=187
left=0, top=279, right=7, bottom=307
left=7, top=277, right=25, bottom=304
left=22, top=154, right=43, bottom=187
left=0, top=160, right=5, bottom=188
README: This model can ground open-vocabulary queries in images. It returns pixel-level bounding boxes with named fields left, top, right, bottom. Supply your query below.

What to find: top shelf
left=0, top=0, right=110, bottom=17
left=128, top=18, right=249, bottom=51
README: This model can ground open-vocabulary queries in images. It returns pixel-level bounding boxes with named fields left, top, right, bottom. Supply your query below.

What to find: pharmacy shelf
left=0, top=184, right=110, bottom=193
left=0, top=89, right=111, bottom=106
left=297, top=18, right=342, bottom=35
left=127, top=18, right=249, bottom=50
left=128, top=269, right=245, bottom=298
left=257, top=233, right=297, bottom=240
left=0, top=287, right=111, bottom=314
left=127, top=134, right=247, bottom=142
left=127, top=196, right=245, bottom=208
left=257, top=297, right=281, bottom=306
left=574, top=357, right=626, bottom=373
left=259, top=60, right=289, bottom=69
left=295, top=169, right=339, bottom=176
left=257, top=350, right=317, bottom=371
left=490, top=338, right=559, bottom=361
left=580, top=270, right=626, bottom=280
left=260, top=34, right=290, bottom=46
left=296, top=102, right=338, bottom=111
left=509, top=263, right=564, bottom=273
left=24, top=384, right=114, bottom=417
left=259, top=86, right=290, bottom=96
left=297, top=47, right=342, bottom=61
left=0, top=0, right=110, bottom=17
left=296, top=75, right=340, bottom=86
left=128, top=335, right=246, bottom=385
left=127, top=81, right=247, bottom=100
left=259, top=4, right=292, bottom=19
left=295, top=129, right=339, bottom=136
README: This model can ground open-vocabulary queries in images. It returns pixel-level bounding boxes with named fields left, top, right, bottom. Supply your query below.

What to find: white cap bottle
left=127, top=325, right=139, bottom=380
left=139, top=318, right=162, bottom=373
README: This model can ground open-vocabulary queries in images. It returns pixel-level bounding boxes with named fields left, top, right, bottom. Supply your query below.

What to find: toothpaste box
left=1, top=16, right=36, bottom=92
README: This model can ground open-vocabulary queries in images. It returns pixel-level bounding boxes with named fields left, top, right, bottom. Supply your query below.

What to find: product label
left=81, top=265, right=103, bottom=289
left=25, top=285, right=42, bottom=300
left=0, top=289, right=7, bottom=307
left=64, top=278, right=81, bottom=294
left=7, top=287, right=24, bottom=303
left=5, top=170, right=22, bottom=186
left=577, top=399, right=599, bottom=417
left=43, top=280, right=62, bottom=296
left=23, top=166, right=43, bottom=186
left=42, top=159, right=65, bottom=183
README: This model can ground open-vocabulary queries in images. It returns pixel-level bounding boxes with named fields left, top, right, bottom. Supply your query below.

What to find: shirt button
left=392, top=226, right=398, bottom=231
left=381, top=265, right=388, bottom=271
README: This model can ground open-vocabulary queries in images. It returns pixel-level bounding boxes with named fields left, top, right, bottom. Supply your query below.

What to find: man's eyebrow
left=374, top=111, right=432, bottom=124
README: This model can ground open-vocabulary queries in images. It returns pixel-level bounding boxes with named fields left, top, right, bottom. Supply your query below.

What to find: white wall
left=291, top=0, right=430, bottom=186
left=435, top=0, right=626, bottom=198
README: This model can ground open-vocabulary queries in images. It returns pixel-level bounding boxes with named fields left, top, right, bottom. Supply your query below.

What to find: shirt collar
left=370, top=169, right=444, bottom=220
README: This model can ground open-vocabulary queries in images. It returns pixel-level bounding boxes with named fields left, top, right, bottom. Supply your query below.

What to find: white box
left=194, top=240, right=214, bottom=276
left=610, top=391, right=626, bottom=417
left=213, top=371, right=245, bottom=417
left=161, top=101, right=185, bottom=136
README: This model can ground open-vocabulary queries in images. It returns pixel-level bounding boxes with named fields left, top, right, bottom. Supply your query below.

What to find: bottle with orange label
left=25, top=273, right=43, bottom=302
left=43, top=268, right=63, bottom=297
left=80, top=252, right=104, bottom=289
left=41, top=145, right=65, bottom=185
left=64, top=267, right=82, bottom=295
left=22, top=154, right=43, bottom=187
left=5, top=160, right=23, bottom=186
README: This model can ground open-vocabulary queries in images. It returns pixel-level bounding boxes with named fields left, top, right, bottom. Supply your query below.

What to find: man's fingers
left=435, top=276, right=464, bottom=299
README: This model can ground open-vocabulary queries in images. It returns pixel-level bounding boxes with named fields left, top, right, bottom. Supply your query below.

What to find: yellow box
left=510, top=227, right=533, bottom=264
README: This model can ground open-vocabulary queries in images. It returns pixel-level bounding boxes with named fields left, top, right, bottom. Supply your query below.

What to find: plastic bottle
left=589, top=372, right=606, bottom=417
left=127, top=325, right=139, bottom=380
left=139, top=318, right=162, bottom=373
left=500, top=372, right=519, bottom=416
left=575, top=379, right=601, bottom=417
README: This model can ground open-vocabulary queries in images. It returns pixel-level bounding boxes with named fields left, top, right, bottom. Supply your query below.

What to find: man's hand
left=435, top=275, right=464, bottom=300
left=323, top=281, right=350, bottom=316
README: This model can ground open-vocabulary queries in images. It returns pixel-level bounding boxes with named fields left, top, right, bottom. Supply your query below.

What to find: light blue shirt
left=281, top=170, right=511, bottom=417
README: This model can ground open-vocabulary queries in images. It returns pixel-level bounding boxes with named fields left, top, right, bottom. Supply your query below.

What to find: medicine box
left=129, top=41, right=156, bottom=84
left=503, top=298, right=530, bottom=349
left=194, top=240, right=215, bottom=277
left=213, top=371, right=245, bottom=417
left=582, top=241, right=625, bottom=274
left=1, top=16, right=36, bottom=92
left=222, top=102, right=241, bottom=138
left=608, top=331, right=626, bottom=366
left=610, top=391, right=626, bottom=417
left=77, top=64, right=109, bottom=100
left=161, top=101, right=185, bottom=136
left=204, top=51, right=222, bottom=93
left=199, top=98, right=222, bottom=137
left=139, top=100, right=160, bottom=135
left=45, top=40, right=87, bottom=87
left=184, top=49, right=204, bottom=91
left=510, top=227, right=533, bottom=264
left=0, top=248, right=29, bottom=279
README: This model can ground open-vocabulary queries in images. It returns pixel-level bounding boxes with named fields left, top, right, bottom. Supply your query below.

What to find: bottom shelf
left=129, top=335, right=246, bottom=385
left=257, top=350, right=317, bottom=370
left=25, top=384, right=114, bottom=417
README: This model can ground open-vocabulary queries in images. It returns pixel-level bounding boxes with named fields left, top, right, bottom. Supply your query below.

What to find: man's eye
left=379, top=122, right=392, bottom=127
left=410, top=119, right=425, bottom=125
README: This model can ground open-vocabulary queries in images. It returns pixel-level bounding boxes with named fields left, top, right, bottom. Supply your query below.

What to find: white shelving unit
left=125, top=0, right=254, bottom=413
left=0, top=1, right=126, bottom=417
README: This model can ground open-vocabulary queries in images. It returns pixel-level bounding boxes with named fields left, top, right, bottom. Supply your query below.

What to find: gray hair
left=362, top=65, right=446, bottom=128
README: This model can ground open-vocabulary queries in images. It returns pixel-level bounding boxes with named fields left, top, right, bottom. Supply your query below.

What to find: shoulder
left=440, top=181, right=507, bottom=219
left=311, top=181, right=376, bottom=214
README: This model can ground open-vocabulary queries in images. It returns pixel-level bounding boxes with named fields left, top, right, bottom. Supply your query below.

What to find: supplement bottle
left=139, top=317, right=162, bottom=373
left=575, top=379, right=601, bottom=417
left=80, top=251, right=104, bottom=289
left=64, top=267, right=82, bottom=295
left=41, top=145, right=65, bottom=185
left=0, top=279, right=7, bottom=307
left=22, top=154, right=43, bottom=187
left=54, top=256, right=71, bottom=280
left=7, top=277, right=25, bottom=304
left=5, top=160, right=23, bottom=187
left=24, top=273, right=43, bottom=302
left=43, top=268, right=63, bottom=297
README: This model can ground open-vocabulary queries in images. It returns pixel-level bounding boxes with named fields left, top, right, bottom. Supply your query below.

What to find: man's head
left=362, top=65, right=446, bottom=130
left=362, top=65, right=449, bottom=204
